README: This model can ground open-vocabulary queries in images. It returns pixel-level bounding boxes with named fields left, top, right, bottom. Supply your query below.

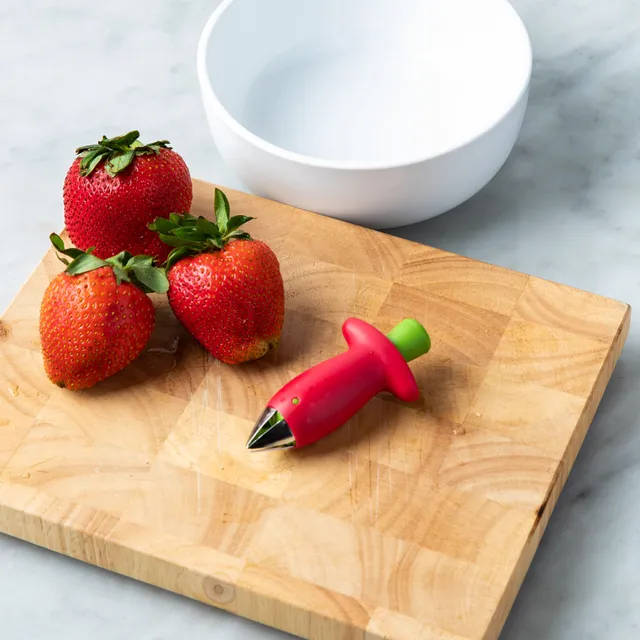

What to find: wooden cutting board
left=0, top=179, right=630, bottom=640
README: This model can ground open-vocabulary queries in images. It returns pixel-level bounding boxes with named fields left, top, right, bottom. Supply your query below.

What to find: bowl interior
left=203, top=0, right=531, bottom=165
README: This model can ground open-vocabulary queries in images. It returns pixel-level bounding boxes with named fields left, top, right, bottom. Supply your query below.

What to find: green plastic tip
left=386, top=318, right=431, bottom=363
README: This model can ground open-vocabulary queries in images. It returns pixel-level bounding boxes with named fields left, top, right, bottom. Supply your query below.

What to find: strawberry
left=150, top=189, right=285, bottom=365
left=63, top=130, right=192, bottom=262
left=39, top=234, right=169, bottom=390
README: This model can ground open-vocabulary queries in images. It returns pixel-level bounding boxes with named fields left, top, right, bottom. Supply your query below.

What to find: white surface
left=1, top=0, right=640, bottom=638
left=198, top=0, right=531, bottom=227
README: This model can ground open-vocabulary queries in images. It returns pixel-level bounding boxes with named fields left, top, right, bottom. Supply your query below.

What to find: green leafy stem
left=50, top=233, right=169, bottom=294
left=149, top=188, right=254, bottom=270
left=76, top=130, right=172, bottom=178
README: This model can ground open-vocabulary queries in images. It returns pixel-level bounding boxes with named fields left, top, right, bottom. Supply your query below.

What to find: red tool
left=246, top=317, right=431, bottom=450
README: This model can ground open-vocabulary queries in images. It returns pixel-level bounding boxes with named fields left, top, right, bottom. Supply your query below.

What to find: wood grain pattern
left=0, top=179, right=631, bottom=640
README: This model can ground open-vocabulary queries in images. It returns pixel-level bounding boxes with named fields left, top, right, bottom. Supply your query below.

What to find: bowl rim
left=196, top=0, right=533, bottom=172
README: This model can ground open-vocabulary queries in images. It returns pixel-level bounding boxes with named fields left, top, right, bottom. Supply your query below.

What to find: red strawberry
left=63, top=130, right=192, bottom=262
left=39, top=234, right=169, bottom=390
left=151, top=189, right=285, bottom=365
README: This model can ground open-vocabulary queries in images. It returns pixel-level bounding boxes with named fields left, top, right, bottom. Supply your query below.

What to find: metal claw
left=246, top=407, right=296, bottom=451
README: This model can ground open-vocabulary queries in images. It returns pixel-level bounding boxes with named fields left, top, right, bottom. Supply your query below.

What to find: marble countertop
left=2, top=0, right=639, bottom=638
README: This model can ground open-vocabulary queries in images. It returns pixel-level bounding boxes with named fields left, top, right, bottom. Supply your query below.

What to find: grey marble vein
left=1, top=0, right=640, bottom=638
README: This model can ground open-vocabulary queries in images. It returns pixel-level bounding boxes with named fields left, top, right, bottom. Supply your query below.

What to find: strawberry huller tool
left=246, top=317, right=431, bottom=451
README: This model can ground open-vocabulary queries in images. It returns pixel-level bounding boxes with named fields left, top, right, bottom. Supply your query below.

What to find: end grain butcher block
left=0, top=179, right=630, bottom=640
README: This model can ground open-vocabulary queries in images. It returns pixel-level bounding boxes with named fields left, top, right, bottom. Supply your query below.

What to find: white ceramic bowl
left=197, top=0, right=532, bottom=229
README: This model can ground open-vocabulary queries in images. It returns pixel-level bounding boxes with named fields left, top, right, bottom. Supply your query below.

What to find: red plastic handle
left=268, top=317, right=420, bottom=448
